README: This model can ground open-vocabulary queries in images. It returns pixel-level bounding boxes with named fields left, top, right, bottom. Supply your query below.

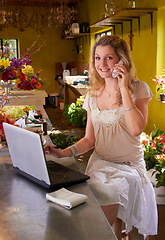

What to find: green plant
left=154, top=155, right=165, bottom=187
left=49, top=130, right=82, bottom=149
left=63, top=96, right=87, bottom=128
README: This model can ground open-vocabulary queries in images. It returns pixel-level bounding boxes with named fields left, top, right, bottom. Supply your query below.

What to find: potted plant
left=63, top=95, right=87, bottom=128
left=153, top=70, right=165, bottom=101
left=141, top=127, right=165, bottom=187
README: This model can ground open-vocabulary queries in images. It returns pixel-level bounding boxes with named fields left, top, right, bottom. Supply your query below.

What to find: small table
left=0, top=155, right=117, bottom=240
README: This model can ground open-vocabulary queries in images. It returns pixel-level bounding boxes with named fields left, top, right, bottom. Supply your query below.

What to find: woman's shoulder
left=83, top=91, right=95, bottom=110
left=132, top=79, right=149, bottom=89
left=131, top=79, right=153, bottom=100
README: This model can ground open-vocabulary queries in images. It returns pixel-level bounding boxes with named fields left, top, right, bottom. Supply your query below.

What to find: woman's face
left=94, top=45, right=119, bottom=79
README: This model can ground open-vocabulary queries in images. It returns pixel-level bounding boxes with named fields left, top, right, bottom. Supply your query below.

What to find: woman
left=44, top=35, right=157, bottom=240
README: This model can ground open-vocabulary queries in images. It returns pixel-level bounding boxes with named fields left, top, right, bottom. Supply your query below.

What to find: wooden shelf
left=90, top=8, right=157, bottom=36
left=65, top=33, right=90, bottom=39
left=90, top=8, right=157, bottom=27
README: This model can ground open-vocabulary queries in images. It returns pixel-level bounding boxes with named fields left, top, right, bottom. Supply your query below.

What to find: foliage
left=49, top=130, right=82, bottom=149
left=63, top=96, right=87, bottom=128
left=154, top=155, right=165, bottom=187
left=141, top=126, right=165, bottom=187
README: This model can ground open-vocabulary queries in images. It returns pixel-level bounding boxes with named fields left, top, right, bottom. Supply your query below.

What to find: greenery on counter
left=49, top=130, right=82, bottom=149
left=63, top=96, right=87, bottom=128
left=2, top=105, right=36, bottom=119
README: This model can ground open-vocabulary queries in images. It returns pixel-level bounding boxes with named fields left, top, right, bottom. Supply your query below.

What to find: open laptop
left=3, top=122, right=90, bottom=189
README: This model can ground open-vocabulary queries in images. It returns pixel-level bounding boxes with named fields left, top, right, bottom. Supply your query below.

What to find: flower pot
left=160, top=93, right=165, bottom=102
left=59, top=99, right=64, bottom=110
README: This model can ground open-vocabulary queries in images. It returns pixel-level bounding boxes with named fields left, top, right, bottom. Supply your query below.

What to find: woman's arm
left=121, top=86, right=150, bottom=136
left=115, top=63, right=150, bottom=136
left=44, top=110, right=95, bottom=158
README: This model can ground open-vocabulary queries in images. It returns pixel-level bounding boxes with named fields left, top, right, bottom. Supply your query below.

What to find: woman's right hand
left=44, top=144, right=63, bottom=158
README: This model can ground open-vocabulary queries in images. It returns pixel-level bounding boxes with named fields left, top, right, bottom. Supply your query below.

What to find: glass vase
left=0, top=79, right=17, bottom=95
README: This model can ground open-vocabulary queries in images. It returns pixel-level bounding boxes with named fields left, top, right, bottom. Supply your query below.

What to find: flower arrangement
left=0, top=38, right=46, bottom=90
left=16, top=65, right=42, bottom=90
left=0, top=57, right=30, bottom=81
left=153, top=69, right=165, bottom=94
left=141, top=127, right=165, bottom=187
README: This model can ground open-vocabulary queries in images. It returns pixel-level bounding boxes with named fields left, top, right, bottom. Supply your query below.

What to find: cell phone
left=112, top=60, right=123, bottom=78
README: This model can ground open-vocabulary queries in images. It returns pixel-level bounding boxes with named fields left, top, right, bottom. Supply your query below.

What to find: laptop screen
left=3, top=122, right=51, bottom=185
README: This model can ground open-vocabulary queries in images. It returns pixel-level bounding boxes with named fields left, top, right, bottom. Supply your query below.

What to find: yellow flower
left=0, top=58, right=11, bottom=69
left=22, top=65, right=34, bottom=75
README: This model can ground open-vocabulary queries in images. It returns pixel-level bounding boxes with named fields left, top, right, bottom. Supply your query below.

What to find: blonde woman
left=44, top=35, right=157, bottom=240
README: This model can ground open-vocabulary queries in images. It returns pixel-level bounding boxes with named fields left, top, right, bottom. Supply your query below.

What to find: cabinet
left=90, top=8, right=157, bottom=35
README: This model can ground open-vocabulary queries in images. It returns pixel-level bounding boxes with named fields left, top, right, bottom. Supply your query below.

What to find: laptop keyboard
left=46, top=160, right=84, bottom=183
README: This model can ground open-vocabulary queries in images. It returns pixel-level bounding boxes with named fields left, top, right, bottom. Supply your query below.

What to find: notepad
left=46, top=188, right=88, bottom=209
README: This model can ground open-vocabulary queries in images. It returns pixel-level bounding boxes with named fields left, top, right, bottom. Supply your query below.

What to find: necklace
left=104, top=89, right=112, bottom=97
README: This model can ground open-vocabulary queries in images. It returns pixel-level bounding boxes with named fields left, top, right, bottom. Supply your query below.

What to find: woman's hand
left=113, top=63, right=130, bottom=90
left=44, top=144, right=63, bottom=158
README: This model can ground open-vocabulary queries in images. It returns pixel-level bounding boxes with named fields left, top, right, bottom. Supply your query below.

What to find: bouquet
left=16, top=65, right=42, bottom=90
left=141, top=127, right=165, bottom=187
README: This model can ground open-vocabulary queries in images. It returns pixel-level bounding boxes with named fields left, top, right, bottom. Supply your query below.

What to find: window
left=95, top=30, right=112, bottom=40
left=0, top=39, right=18, bottom=59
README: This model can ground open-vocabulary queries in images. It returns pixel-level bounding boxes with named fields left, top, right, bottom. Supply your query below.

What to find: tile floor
left=44, top=105, right=165, bottom=240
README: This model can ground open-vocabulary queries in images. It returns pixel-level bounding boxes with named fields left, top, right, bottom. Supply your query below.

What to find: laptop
left=3, top=122, right=90, bottom=189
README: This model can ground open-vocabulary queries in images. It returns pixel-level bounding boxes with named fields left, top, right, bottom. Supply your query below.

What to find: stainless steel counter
left=0, top=157, right=117, bottom=240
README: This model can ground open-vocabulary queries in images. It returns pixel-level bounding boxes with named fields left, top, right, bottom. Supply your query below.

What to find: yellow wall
left=1, top=1, right=165, bottom=133
left=76, top=0, right=165, bottom=133
left=0, top=7, right=75, bottom=94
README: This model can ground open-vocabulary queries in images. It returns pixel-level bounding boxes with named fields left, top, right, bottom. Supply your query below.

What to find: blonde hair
left=88, top=35, right=137, bottom=104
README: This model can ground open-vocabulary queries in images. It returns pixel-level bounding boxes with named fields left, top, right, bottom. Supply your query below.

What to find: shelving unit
left=90, top=8, right=157, bottom=35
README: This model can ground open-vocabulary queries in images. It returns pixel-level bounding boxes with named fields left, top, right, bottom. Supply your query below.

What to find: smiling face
left=94, top=45, right=119, bottom=79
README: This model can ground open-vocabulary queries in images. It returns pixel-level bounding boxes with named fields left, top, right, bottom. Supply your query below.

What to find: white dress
left=83, top=80, right=158, bottom=238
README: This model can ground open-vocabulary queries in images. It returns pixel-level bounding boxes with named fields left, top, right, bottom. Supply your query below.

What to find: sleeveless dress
left=83, top=80, right=157, bottom=238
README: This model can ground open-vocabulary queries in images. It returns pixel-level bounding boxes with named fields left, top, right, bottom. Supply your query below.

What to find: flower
left=16, top=67, right=42, bottom=90
left=0, top=110, right=16, bottom=147
left=0, top=38, right=46, bottom=87
left=0, top=57, right=31, bottom=82
left=141, top=126, right=165, bottom=187
left=153, top=69, right=165, bottom=93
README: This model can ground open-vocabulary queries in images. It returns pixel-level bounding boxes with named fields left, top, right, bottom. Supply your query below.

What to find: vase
left=0, top=79, right=17, bottom=95
left=160, top=93, right=165, bottom=102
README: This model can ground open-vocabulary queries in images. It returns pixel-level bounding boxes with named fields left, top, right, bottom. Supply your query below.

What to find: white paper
left=46, top=188, right=88, bottom=209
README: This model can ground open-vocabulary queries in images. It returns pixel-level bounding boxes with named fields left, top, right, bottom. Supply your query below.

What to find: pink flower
left=153, top=75, right=165, bottom=85
left=151, top=140, right=156, bottom=149
left=142, top=140, right=149, bottom=146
